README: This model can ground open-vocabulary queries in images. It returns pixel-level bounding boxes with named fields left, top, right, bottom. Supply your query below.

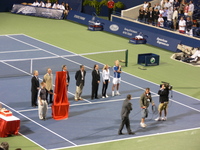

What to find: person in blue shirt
left=112, top=60, right=122, bottom=96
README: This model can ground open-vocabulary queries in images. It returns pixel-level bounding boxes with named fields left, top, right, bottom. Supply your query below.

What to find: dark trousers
left=102, top=80, right=109, bottom=97
left=31, top=90, right=38, bottom=106
left=108, top=8, right=113, bottom=20
left=46, top=89, right=53, bottom=104
left=118, top=116, right=132, bottom=134
left=163, top=17, right=167, bottom=22
left=92, top=82, right=99, bottom=99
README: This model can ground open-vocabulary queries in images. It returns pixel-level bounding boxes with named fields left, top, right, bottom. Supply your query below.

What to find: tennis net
left=0, top=49, right=128, bottom=78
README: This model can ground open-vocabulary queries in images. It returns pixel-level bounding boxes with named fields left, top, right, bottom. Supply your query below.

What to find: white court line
left=5, top=35, right=93, bottom=75
left=1, top=61, right=31, bottom=76
left=49, top=126, right=200, bottom=150
left=3, top=34, right=200, bottom=149
left=170, top=99, right=200, bottom=113
left=1, top=101, right=77, bottom=147
left=6, top=35, right=60, bottom=57
left=0, top=33, right=24, bottom=36
left=5, top=34, right=200, bottom=117
left=19, top=34, right=200, bottom=102
left=0, top=49, right=41, bottom=54
left=18, top=132, right=46, bottom=150
left=18, top=95, right=159, bottom=113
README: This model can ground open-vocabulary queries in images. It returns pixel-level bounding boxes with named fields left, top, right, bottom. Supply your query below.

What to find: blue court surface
left=0, top=34, right=200, bottom=150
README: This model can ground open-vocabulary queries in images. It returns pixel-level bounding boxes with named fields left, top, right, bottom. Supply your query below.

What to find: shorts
left=112, top=78, right=121, bottom=84
left=141, top=108, right=148, bottom=118
left=158, top=102, right=168, bottom=111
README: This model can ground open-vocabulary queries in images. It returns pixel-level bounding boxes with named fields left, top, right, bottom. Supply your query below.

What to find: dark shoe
left=128, top=132, right=135, bottom=135
left=35, top=104, right=38, bottom=106
left=91, top=97, right=94, bottom=100
left=95, top=97, right=99, bottom=99
left=118, top=132, right=124, bottom=135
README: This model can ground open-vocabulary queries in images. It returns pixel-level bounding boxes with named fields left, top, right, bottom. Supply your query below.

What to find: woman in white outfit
left=102, top=64, right=110, bottom=98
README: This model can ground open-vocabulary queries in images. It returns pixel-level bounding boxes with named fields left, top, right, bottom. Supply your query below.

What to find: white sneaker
left=116, top=92, right=120, bottom=95
left=140, top=122, right=147, bottom=128
left=112, top=92, right=115, bottom=97
left=155, top=117, right=161, bottom=121
left=162, top=117, right=167, bottom=121
left=102, top=96, right=105, bottom=98
left=106, top=94, right=109, bottom=98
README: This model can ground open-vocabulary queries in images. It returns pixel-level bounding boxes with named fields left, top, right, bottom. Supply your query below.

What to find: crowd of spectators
left=138, top=0, right=200, bottom=37
left=22, top=0, right=72, bottom=17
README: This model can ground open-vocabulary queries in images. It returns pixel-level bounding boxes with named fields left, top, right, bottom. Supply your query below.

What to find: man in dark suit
left=62, top=65, right=70, bottom=89
left=91, top=64, right=100, bottom=99
left=118, top=94, right=135, bottom=135
left=31, top=70, right=40, bottom=107
left=75, top=65, right=86, bottom=101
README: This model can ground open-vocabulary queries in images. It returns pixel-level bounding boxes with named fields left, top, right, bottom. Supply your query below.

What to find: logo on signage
left=109, top=24, right=119, bottom=31
left=150, top=57, right=155, bottom=63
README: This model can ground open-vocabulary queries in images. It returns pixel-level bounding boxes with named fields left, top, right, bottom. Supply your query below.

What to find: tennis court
left=0, top=34, right=200, bottom=150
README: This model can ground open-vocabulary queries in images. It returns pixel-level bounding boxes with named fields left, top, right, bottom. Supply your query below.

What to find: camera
left=160, top=81, right=173, bottom=90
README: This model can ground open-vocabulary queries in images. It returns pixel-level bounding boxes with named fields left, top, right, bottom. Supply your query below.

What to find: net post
left=125, top=49, right=128, bottom=67
left=30, top=59, right=33, bottom=74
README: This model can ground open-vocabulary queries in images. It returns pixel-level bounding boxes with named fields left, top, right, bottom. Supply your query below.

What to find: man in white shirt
left=172, top=7, right=178, bottom=30
left=158, top=15, right=164, bottom=27
left=45, top=0, right=51, bottom=8
left=154, top=3, right=160, bottom=10
left=164, top=0, right=171, bottom=8
left=59, top=2, right=65, bottom=10
left=32, top=0, right=39, bottom=6
left=52, top=1, right=60, bottom=9
left=167, top=7, right=173, bottom=21
left=143, top=1, right=148, bottom=10
left=39, top=1, right=45, bottom=7
left=188, top=0, right=194, bottom=20
left=179, top=16, right=186, bottom=33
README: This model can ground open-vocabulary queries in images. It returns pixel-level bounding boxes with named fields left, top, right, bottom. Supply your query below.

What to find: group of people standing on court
left=74, top=60, right=122, bottom=100
left=31, top=60, right=122, bottom=120
left=118, top=84, right=170, bottom=135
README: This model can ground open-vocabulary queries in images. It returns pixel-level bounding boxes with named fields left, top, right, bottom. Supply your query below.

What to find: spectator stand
left=120, top=0, right=200, bottom=39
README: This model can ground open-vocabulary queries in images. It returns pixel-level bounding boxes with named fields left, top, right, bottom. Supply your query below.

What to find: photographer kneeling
left=155, top=84, right=170, bottom=121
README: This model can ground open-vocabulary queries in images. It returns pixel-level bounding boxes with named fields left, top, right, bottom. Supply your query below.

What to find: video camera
left=160, top=81, right=173, bottom=90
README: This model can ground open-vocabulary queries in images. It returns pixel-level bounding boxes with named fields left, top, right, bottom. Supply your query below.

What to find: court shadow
left=19, top=125, right=34, bottom=135
left=69, top=107, right=104, bottom=117
left=168, top=111, right=199, bottom=123
left=8, top=101, right=30, bottom=109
